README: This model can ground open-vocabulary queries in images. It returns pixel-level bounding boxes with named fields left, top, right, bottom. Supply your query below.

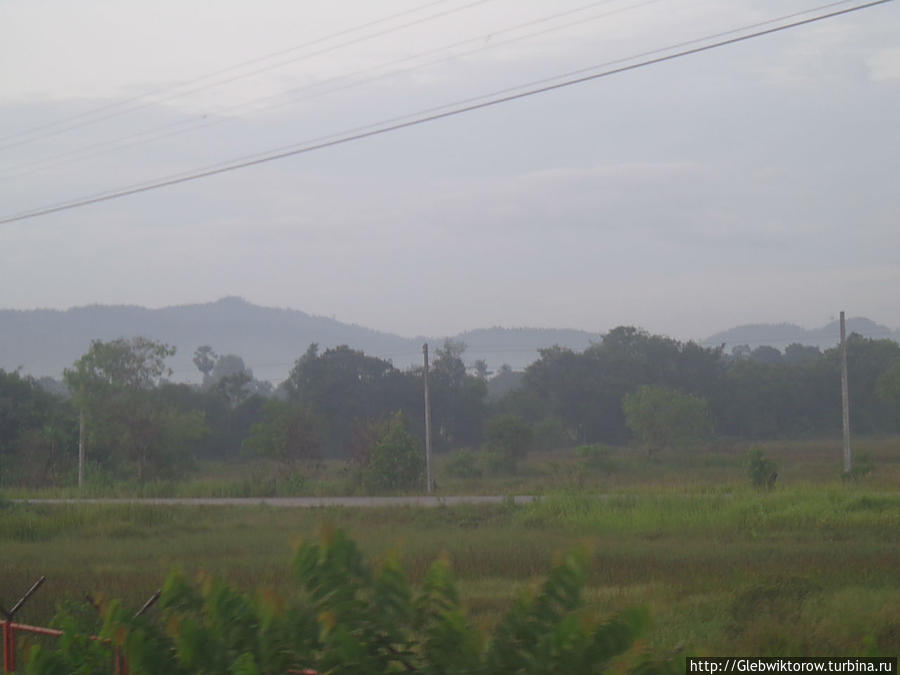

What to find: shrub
left=576, top=444, right=617, bottom=474
left=747, top=448, right=778, bottom=489
left=842, top=452, right=874, bottom=482
left=480, top=450, right=512, bottom=476
left=27, top=528, right=674, bottom=674
left=623, top=385, right=711, bottom=454
left=366, top=412, right=425, bottom=491
left=484, top=414, right=533, bottom=471
left=532, top=415, right=571, bottom=451
left=444, top=448, right=482, bottom=479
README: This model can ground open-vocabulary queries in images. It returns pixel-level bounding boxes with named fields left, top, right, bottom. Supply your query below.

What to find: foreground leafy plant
left=27, top=528, right=674, bottom=674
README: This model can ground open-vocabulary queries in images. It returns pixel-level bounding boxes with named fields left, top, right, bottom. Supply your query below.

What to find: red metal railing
left=2, top=579, right=319, bottom=674
left=1, top=620, right=127, bottom=674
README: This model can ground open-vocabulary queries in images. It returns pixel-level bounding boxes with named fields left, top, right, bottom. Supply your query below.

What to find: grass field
left=2, top=438, right=899, bottom=658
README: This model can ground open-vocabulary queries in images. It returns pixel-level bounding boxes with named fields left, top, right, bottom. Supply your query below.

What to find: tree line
left=1, top=327, right=898, bottom=487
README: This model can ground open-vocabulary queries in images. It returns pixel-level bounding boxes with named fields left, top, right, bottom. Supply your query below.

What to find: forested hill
left=3, top=298, right=896, bottom=382
left=0, top=298, right=602, bottom=382
left=703, top=317, right=899, bottom=352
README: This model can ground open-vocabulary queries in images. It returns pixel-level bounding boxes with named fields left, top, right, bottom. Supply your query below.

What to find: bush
left=747, top=448, right=778, bottom=489
left=576, top=444, right=617, bottom=474
left=532, top=415, right=571, bottom=451
left=485, top=414, right=533, bottom=471
left=27, top=528, right=674, bottom=675
left=444, top=448, right=482, bottom=479
left=480, top=450, right=514, bottom=476
left=623, top=385, right=711, bottom=454
left=366, top=412, right=425, bottom=491
left=842, top=452, right=874, bottom=482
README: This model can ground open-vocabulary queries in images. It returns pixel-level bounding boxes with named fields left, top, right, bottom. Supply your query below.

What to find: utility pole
left=423, top=343, right=433, bottom=494
left=840, top=311, right=852, bottom=474
left=78, top=408, right=85, bottom=488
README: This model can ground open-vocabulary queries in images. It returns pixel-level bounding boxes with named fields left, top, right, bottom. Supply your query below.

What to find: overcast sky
left=1, top=0, right=898, bottom=341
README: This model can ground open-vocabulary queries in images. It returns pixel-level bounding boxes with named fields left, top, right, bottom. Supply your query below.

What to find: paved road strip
left=14, top=496, right=538, bottom=508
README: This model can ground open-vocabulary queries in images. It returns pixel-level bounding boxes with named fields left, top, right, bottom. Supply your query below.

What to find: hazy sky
left=1, top=0, right=898, bottom=340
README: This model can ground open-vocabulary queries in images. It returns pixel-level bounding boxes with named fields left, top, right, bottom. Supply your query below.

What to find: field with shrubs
left=2, top=437, right=899, bottom=662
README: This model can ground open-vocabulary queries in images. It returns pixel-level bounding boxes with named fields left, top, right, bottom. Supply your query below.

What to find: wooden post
left=840, top=311, right=852, bottom=473
left=423, top=343, right=433, bottom=494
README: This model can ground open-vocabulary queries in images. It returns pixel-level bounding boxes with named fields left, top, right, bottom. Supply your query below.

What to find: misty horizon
left=2, top=1, right=898, bottom=342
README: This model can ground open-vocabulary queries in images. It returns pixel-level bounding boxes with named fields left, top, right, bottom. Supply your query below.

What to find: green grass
left=2, top=437, right=899, bottom=657
left=5, top=436, right=899, bottom=498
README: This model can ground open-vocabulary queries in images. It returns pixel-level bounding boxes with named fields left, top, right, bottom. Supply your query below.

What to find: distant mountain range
left=1, top=298, right=896, bottom=382
left=702, top=317, right=899, bottom=352
left=0, top=297, right=602, bottom=382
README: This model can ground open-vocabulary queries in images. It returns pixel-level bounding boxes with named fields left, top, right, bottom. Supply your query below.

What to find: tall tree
left=192, top=345, right=218, bottom=380
left=284, top=344, right=415, bottom=455
left=429, top=340, right=486, bottom=448
left=64, top=338, right=205, bottom=481
left=622, top=385, right=711, bottom=453
left=0, top=369, right=74, bottom=486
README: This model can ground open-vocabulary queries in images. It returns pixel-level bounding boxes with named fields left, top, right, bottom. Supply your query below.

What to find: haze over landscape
left=1, top=296, right=897, bottom=383
left=2, top=0, right=898, bottom=342
left=4, top=3, right=900, bottom=665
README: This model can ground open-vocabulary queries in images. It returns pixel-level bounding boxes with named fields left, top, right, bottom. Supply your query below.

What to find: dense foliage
left=622, top=385, right=711, bottom=453
left=0, top=369, right=76, bottom=485
left=25, top=528, right=675, bottom=675
left=1, top=327, right=899, bottom=489
left=509, top=329, right=900, bottom=445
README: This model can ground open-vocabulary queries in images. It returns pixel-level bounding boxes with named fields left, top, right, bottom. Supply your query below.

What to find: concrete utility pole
left=840, top=311, right=852, bottom=473
left=78, top=409, right=85, bottom=488
left=423, top=343, right=433, bottom=494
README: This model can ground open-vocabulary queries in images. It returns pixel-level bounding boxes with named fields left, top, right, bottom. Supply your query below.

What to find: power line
left=0, top=0, right=891, bottom=226
left=0, top=0, right=491, bottom=152
left=3, top=0, right=863, bottom=181
left=0, top=0, right=661, bottom=180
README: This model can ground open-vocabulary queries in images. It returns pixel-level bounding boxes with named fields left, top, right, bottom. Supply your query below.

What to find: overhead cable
left=0, top=0, right=492, bottom=151
left=0, top=0, right=892, bottom=226
left=0, top=0, right=661, bottom=180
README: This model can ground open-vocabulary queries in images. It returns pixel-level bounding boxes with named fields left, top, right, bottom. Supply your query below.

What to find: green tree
left=192, top=345, right=217, bottom=380
left=749, top=345, right=783, bottom=364
left=430, top=340, right=487, bottom=449
left=622, top=384, right=711, bottom=453
left=365, top=412, right=424, bottom=491
left=284, top=344, right=421, bottom=456
left=244, top=399, right=322, bottom=469
left=64, top=338, right=206, bottom=481
left=484, top=414, right=533, bottom=471
left=829, top=334, right=900, bottom=434
left=876, top=358, right=900, bottom=426
left=783, top=343, right=822, bottom=366
left=0, top=369, right=75, bottom=486
left=517, top=328, right=725, bottom=445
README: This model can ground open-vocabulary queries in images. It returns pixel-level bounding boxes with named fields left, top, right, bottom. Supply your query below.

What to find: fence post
left=114, top=646, right=129, bottom=675
left=2, top=621, right=16, bottom=673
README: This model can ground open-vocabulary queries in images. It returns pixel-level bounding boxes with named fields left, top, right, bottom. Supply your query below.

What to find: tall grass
left=3, top=437, right=899, bottom=656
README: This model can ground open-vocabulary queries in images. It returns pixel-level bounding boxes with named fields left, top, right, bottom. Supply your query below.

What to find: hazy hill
left=4, top=299, right=896, bottom=383
left=0, top=298, right=413, bottom=383
left=0, top=298, right=602, bottom=383
left=703, top=317, right=899, bottom=352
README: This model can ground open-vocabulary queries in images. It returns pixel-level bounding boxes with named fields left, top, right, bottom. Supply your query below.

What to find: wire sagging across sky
left=0, top=0, right=893, bottom=227
left=0, top=0, right=667, bottom=181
